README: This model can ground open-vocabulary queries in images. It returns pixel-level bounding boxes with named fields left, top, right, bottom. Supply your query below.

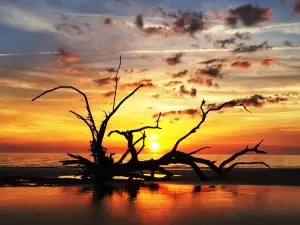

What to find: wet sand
left=1, top=167, right=300, bottom=225
left=1, top=184, right=300, bottom=225
left=1, top=167, right=300, bottom=186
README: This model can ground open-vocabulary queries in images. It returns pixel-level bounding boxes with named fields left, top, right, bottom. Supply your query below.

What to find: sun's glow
left=150, top=141, right=160, bottom=152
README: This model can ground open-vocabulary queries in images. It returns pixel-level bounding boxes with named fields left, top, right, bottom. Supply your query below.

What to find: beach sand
left=1, top=167, right=300, bottom=186
left=1, top=183, right=300, bottom=225
left=1, top=167, right=300, bottom=224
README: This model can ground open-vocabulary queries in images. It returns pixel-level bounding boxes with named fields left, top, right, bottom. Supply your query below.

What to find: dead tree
left=32, top=56, right=270, bottom=181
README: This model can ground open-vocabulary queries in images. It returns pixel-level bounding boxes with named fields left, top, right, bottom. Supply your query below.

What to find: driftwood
left=32, top=56, right=270, bottom=181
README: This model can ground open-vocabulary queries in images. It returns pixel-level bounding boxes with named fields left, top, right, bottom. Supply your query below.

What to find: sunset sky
left=1, top=0, right=300, bottom=154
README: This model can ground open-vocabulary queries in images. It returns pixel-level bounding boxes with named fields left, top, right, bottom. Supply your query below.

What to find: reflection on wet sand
left=1, top=184, right=300, bottom=225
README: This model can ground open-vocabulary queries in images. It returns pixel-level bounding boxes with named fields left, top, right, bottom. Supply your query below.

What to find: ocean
left=1, top=153, right=300, bottom=168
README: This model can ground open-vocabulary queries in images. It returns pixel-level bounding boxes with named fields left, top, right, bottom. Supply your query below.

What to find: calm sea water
left=1, top=153, right=300, bottom=168
left=1, top=184, right=300, bottom=225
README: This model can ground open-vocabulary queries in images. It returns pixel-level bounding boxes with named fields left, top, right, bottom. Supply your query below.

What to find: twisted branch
left=172, top=100, right=250, bottom=152
left=223, top=161, right=270, bottom=172
left=97, top=84, right=143, bottom=145
left=113, top=55, right=122, bottom=110
left=219, top=140, right=266, bottom=170
left=188, top=146, right=210, bottom=155
left=69, top=110, right=96, bottom=141
left=137, top=131, right=146, bottom=155
left=32, top=86, right=98, bottom=136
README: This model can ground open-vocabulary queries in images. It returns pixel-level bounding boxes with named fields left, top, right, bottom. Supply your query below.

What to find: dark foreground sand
left=1, top=167, right=300, bottom=225
left=1, top=166, right=300, bottom=186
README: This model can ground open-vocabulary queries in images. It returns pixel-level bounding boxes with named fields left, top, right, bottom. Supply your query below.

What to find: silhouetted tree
left=32, top=56, right=269, bottom=181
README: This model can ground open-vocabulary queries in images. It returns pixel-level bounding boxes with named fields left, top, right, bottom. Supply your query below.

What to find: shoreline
left=1, top=167, right=300, bottom=187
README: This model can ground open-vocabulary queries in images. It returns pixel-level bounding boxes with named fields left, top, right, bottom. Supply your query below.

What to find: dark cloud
left=190, top=44, right=200, bottom=48
left=102, top=91, right=115, bottom=98
left=104, top=17, right=112, bottom=25
left=136, top=8, right=206, bottom=36
left=188, top=76, right=219, bottom=88
left=199, top=64, right=223, bottom=78
left=152, top=108, right=199, bottom=118
left=233, top=41, right=272, bottom=53
left=200, top=58, right=226, bottom=65
left=214, top=37, right=236, bottom=48
left=214, top=32, right=251, bottom=48
left=55, top=23, right=83, bottom=35
left=213, top=32, right=251, bottom=48
left=226, top=4, right=273, bottom=27
left=157, top=7, right=206, bottom=35
left=135, top=14, right=144, bottom=28
left=123, top=79, right=156, bottom=88
left=123, top=68, right=148, bottom=74
left=143, top=26, right=170, bottom=36
left=207, top=94, right=289, bottom=109
left=105, top=68, right=118, bottom=73
left=169, top=69, right=188, bottom=78
left=234, top=32, right=252, bottom=40
left=284, top=41, right=293, bottom=47
left=151, top=94, right=160, bottom=99
left=166, top=53, right=183, bottom=65
left=93, top=77, right=118, bottom=86
left=124, top=68, right=134, bottom=73
left=155, top=6, right=180, bottom=19
left=165, top=81, right=183, bottom=86
left=153, top=93, right=294, bottom=118
left=225, top=16, right=238, bottom=28
left=231, top=61, right=251, bottom=69
left=293, top=0, right=300, bottom=14
left=275, top=92, right=299, bottom=98
left=134, top=12, right=170, bottom=36
left=172, top=11, right=206, bottom=35
left=178, top=85, right=197, bottom=98
left=138, top=69, right=149, bottom=73
left=58, top=48, right=79, bottom=64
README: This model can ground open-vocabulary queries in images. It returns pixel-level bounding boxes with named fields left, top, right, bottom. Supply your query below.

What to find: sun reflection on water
left=1, top=184, right=300, bottom=225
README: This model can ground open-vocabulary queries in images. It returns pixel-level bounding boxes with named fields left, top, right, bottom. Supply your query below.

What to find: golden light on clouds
left=0, top=0, right=300, bottom=154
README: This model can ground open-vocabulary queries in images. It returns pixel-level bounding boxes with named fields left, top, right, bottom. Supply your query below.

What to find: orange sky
left=1, top=0, right=300, bottom=154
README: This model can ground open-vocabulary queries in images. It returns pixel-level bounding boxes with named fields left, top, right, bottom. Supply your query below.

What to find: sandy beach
left=1, top=167, right=300, bottom=186
left=1, top=182, right=300, bottom=225
left=1, top=167, right=300, bottom=225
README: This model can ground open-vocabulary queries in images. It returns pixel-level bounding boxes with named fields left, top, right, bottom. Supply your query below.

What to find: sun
left=150, top=141, right=160, bottom=152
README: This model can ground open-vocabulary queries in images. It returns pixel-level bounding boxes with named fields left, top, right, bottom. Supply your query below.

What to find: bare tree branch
left=32, top=86, right=98, bottom=136
left=108, top=114, right=161, bottom=160
left=171, top=100, right=251, bottom=152
left=69, top=110, right=96, bottom=141
left=108, top=114, right=161, bottom=137
left=188, top=146, right=211, bottom=155
left=206, top=101, right=252, bottom=114
left=109, top=84, right=144, bottom=121
left=133, top=131, right=146, bottom=146
left=117, top=149, right=131, bottom=164
left=107, top=130, right=125, bottom=137
left=113, top=55, right=122, bottom=111
left=137, top=131, right=146, bottom=155
left=97, top=84, right=144, bottom=144
left=223, top=161, right=270, bottom=172
left=126, top=113, right=162, bottom=134
left=219, top=140, right=266, bottom=169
